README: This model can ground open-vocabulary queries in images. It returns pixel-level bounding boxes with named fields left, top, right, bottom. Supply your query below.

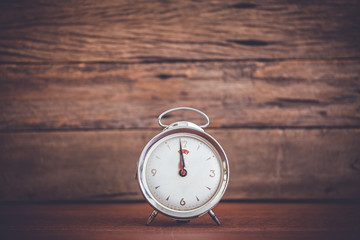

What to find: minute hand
left=179, top=138, right=185, bottom=169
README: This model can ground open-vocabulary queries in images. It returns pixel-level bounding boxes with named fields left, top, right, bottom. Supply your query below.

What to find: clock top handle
left=158, top=107, right=210, bottom=129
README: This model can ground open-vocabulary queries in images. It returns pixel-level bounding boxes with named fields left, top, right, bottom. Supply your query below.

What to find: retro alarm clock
left=137, top=107, right=229, bottom=225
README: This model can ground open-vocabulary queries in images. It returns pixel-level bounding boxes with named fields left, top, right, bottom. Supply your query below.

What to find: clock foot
left=146, top=210, right=159, bottom=226
left=208, top=209, right=221, bottom=225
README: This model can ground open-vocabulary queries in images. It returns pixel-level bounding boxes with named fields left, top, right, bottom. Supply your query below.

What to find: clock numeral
left=151, top=169, right=157, bottom=176
left=165, top=141, right=171, bottom=151
left=209, top=170, right=215, bottom=177
left=181, top=140, right=187, bottom=148
left=180, top=198, right=186, bottom=206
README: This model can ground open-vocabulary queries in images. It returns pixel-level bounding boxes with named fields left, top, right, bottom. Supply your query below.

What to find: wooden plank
left=1, top=60, right=360, bottom=131
left=0, top=0, right=359, bottom=63
left=1, top=203, right=360, bottom=240
left=0, top=129, right=359, bottom=202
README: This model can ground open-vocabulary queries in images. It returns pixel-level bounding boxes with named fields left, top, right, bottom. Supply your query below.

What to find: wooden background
left=0, top=0, right=359, bottom=203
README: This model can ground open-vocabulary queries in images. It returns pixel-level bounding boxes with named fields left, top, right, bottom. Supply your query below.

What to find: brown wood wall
left=0, top=0, right=359, bottom=202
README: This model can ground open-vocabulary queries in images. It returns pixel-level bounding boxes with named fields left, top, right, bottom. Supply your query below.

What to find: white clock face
left=144, top=133, right=222, bottom=211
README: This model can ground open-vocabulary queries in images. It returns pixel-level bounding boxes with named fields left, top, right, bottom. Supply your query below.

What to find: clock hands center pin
left=179, top=138, right=187, bottom=177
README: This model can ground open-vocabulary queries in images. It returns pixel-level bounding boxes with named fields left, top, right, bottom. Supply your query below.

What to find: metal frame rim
left=138, top=126, right=229, bottom=220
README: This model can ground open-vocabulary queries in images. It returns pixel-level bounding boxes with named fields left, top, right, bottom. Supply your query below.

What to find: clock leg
left=146, top=210, right=159, bottom=226
left=208, top=209, right=221, bottom=225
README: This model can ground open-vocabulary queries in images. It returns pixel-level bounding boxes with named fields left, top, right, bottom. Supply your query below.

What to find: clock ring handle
left=158, top=107, right=210, bottom=129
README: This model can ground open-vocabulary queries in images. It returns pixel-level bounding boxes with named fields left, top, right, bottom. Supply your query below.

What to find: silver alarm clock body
left=137, top=107, right=229, bottom=225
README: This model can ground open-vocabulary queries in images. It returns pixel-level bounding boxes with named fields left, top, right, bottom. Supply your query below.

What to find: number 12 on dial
left=138, top=107, right=229, bottom=225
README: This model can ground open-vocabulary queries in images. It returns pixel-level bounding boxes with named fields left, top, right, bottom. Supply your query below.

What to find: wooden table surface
left=1, top=202, right=359, bottom=240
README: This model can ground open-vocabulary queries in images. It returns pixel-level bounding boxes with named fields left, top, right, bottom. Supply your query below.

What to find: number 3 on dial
left=209, top=170, right=215, bottom=177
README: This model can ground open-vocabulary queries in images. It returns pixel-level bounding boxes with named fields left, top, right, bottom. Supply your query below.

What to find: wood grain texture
left=1, top=129, right=359, bottom=202
left=0, top=0, right=359, bottom=63
left=1, top=60, right=359, bottom=131
left=1, top=203, right=360, bottom=240
left=1, top=0, right=360, bottom=204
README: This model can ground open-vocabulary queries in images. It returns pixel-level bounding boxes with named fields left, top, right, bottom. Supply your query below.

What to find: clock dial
left=144, top=133, right=222, bottom=211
